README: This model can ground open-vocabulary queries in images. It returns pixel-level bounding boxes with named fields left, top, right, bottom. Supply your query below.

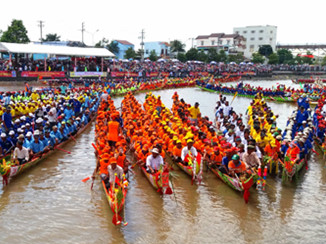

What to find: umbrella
left=129, top=58, right=133, bottom=61
left=229, top=62, right=236, bottom=65
left=121, top=59, right=129, bottom=62
left=144, top=59, right=151, bottom=62
left=248, top=62, right=254, bottom=65
left=210, top=61, right=217, bottom=65
left=171, top=59, right=179, bottom=62
left=157, top=58, right=166, bottom=62
left=240, top=62, right=246, bottom=65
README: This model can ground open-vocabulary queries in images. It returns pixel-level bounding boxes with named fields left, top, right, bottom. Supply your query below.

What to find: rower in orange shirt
left=172, top=140, right=183, bottom=163
left=228, top=154, right=247, bottom=176
left=286, top=141, right=300, bottom=164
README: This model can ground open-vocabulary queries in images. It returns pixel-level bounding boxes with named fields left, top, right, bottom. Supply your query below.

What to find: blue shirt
left=29, top=140, right=44, bottom=153
left=64, top=108, right=75, bottom=120
left=2, top=112, right=12, bottom=130
left=221, top=156, right=230, bottom=171
left=51, top=130, right=63, bottom=142
left=0, top=138, right=14, bottom=152
left=44, top=135, right=56, bottom=147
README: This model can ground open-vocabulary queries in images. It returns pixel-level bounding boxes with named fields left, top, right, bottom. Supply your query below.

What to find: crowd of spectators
left=1, top=57, right=326, bottom=77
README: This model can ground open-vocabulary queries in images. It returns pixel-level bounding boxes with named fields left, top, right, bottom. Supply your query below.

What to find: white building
left=233, top=25, right=277, bottom=58
left=195, top=33, right=246, bottom=55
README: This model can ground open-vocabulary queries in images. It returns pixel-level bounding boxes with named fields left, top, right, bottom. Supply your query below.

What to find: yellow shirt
left=188, top=106, right=200, bottom=119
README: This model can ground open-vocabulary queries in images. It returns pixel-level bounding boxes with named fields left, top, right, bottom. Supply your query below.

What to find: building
left=113, top=40, right=134, bottom=60
left=233, top=25, right=277, bottom=58
left=144, top=42, right=170, bottom=58
left=195, top=33, right=246, bottom=55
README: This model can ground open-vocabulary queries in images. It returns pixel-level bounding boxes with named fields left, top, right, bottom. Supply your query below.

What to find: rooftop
left=115, top=40, right=134, bottom=46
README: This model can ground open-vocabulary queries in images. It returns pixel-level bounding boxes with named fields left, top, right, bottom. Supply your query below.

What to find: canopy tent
left=0, top=42, right=115, bottom=57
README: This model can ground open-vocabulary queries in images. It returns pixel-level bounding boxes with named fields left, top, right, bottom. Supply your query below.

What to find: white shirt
left=223, top=104, right=232, bottom=116
left=13, top=146, right=29, bottom=161
left=48, top=107, right=57, bottom=123
left=181, top=146, right=198, bottom=161
left=107, top=165, right=124, bottom=184
left=146, top=154, right=164, bottom=171
left=100, top=93, right=109, bottom=101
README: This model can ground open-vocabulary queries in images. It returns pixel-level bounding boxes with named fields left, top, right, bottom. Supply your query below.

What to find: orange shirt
left=228, top=160, right=246, bottom=173
left=107, top=120, right=119, bottom=142
left=173, top=146, right=182, bottom=157
left=286, top=145, right=300, bottom=160
left=99, top=161, right=110, bottom=174
left=117, top=155, right=126, bottom=168
left=211, top=153, right=222, bottom=163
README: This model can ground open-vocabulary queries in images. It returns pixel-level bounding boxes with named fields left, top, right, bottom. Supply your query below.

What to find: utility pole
left=38, top=20, right=44, bottom=44
left=81, top=22, right=85, bottom=44
left=139, top=29, right=145, bottom=61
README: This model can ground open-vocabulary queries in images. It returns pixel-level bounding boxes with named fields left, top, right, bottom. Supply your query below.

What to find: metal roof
left=0, top=42, right=115, bottom=57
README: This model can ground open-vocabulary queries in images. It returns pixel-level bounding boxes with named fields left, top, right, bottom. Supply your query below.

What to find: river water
left=0, top=80, right=325, bottom=244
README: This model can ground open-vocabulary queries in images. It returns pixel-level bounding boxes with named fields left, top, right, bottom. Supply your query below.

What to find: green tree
left=321, top=56, right=326, bottom=66
left=149, top=50, right=158, bottom=61
left=252, top=52, right=265, bottom=64
left=42, top=33, right=61, bottom=42
left=186, top=48, right=198, bottom=61
left=124, top=47, right=136, bottom=59
left=258, top=45, right=273, bottom=57
left=268, top=53, right=279, bottom=64
left=218, top=50, right=227, bottom=63
left=277, top=49, right=293, bottom=64
left=228, top=53, right=245, bottom=63
left=107, top=41, right=119, bottom=54
left=197, top=50, right=207, bottom=62
left=170, top=40, right=185, bottom=54
left=207, top=48, right=219, bottom=62
left=136, top=49, right=144, bottom=60
left=95, top=38, right=109, bottom=48
left=294, top=55, right=303, bottom=64
left=176, top=53, right=187, bottom=62
left=0, top=19, right=30, bottom=43
left=302, top=51, right=313, bottom=64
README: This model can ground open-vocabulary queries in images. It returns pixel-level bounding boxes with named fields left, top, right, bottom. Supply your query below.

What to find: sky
left=0, top=0, right=325, bottom=50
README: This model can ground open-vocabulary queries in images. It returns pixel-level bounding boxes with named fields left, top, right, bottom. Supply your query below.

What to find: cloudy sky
left=0, top=0, right=325, bottom=50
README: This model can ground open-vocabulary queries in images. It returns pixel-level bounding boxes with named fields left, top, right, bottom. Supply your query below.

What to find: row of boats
left=92, top=87, right=320, bottom=225
left=1, top=77, right=325, bottom=227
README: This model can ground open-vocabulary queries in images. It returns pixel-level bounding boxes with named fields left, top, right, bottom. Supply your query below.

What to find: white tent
left=0, top=42, right=115, bottom=57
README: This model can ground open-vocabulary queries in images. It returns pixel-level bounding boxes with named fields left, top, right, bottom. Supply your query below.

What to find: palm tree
left=170, top=40, right=185, bottom=56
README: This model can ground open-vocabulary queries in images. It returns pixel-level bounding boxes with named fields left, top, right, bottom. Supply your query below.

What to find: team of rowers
left=198, top=79, right=323, bottom=99
left=93, top=86, right=318, bottom=190
left=0, top=86, right=99, bottom=165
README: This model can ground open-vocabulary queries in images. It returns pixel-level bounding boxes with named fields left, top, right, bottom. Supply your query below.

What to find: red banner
left=148, top=72, right=158, bottom=77
left=0, top=71, right=13, bottom=77
left=21, top=71, right=65, bottom=78
left=111, top=72, right=126, bottom=77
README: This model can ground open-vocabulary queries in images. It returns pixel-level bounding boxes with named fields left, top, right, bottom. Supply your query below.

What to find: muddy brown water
left=0, top=82, right=325, bottom=244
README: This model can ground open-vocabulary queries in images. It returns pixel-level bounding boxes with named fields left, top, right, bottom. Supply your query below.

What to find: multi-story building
left=144, top=42, right=170, bottom=58
left=113, top=40, right=134, bottom=60
left=195, top=33, right=246, bottom=55
left=233, top=25, right=277, bottom=58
